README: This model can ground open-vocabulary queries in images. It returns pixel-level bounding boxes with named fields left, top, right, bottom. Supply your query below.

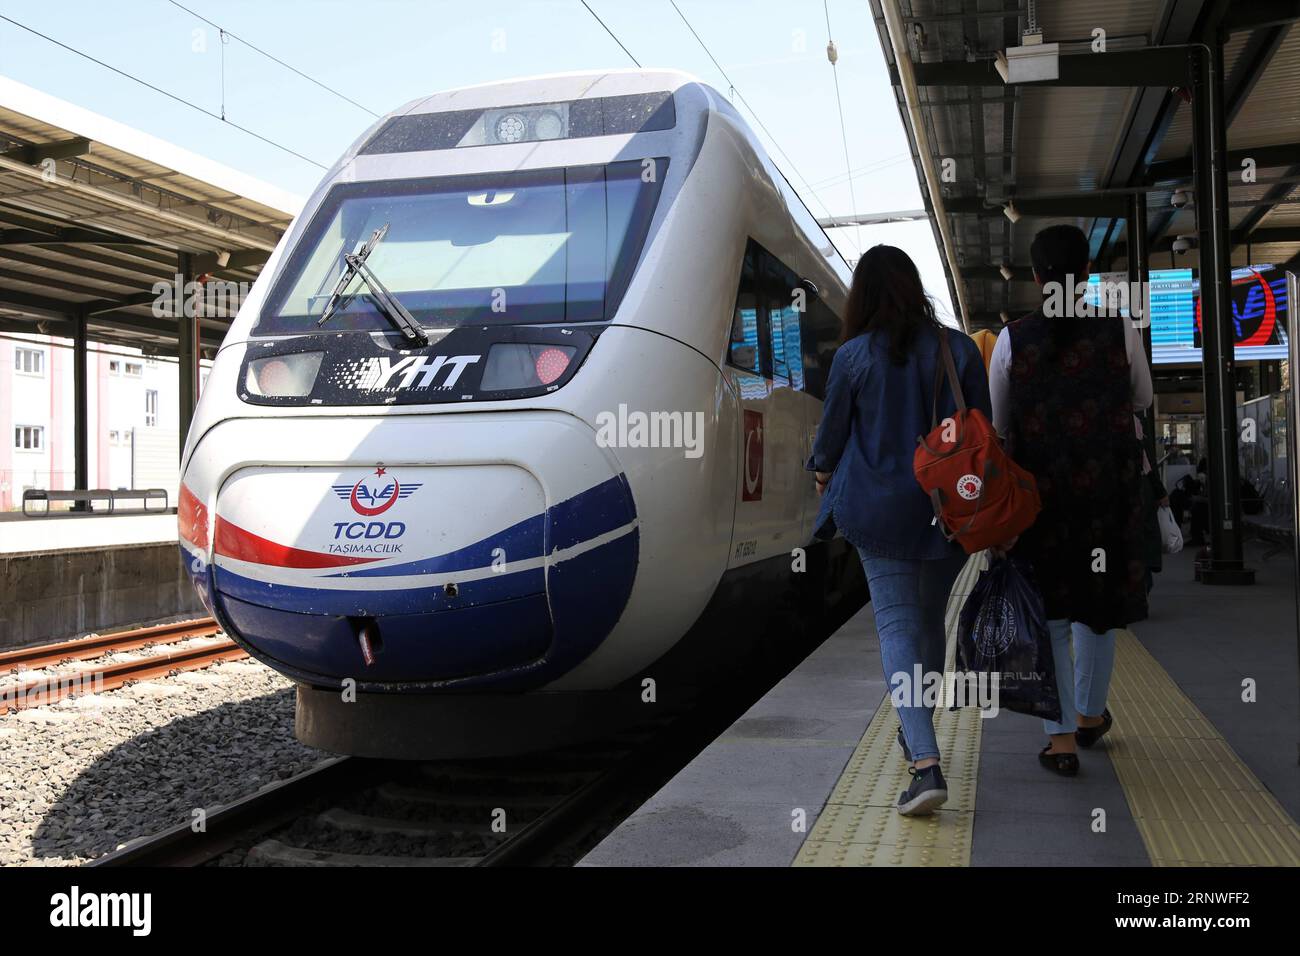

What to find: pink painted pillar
left=97, top=351, right=110, bottom=488
left=49, top=342, right=64, bottom=490
left=0, top=341, right=11, bottom=510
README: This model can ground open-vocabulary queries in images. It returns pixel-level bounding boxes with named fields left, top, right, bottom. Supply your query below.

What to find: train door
left=797, top=295, right=844, bottom=541
left=761, top=249, right=810, bottom=546
left=725, top=239, right=805, bottom=567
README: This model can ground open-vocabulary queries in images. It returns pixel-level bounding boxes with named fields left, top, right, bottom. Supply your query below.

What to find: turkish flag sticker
left=743, top=409, right=764, bottom=501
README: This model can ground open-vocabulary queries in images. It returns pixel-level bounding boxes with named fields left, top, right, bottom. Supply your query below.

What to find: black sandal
left=1075, top=709, right=1113, bottom=749
left=1038, top=745, right=1079, bottom=776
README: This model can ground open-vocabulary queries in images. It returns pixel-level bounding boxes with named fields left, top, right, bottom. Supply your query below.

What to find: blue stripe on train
left=327, top=513, right=544, bottom=579
left=215, top=562, right=546, bottom=616
left=214, top=527, right=640, bottom=690
left=328, top=474, right=636, bottom=580
left=219, top=590, right=554, bottom=683
left=206, top=474, right=640, bottom=689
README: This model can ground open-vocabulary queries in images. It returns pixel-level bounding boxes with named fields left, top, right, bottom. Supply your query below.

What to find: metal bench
left=21, top=488, right=169, bottom=516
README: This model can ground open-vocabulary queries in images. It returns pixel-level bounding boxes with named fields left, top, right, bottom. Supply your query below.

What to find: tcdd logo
left=332, top=466, right=422, bottom=516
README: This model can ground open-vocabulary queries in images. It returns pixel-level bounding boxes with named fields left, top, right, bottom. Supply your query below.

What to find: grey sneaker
left=897, top=765, right=948, bottom=816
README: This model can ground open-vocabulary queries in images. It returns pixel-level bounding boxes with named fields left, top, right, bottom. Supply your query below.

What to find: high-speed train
left=178, top=69, right=864, bottom=757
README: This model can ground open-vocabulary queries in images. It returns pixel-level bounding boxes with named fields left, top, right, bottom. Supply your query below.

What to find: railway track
left=0, top=617, right=239, bottom=711
left=91, top=712, right=697, bottom=868
left=86, top=582, right=868, bottom=867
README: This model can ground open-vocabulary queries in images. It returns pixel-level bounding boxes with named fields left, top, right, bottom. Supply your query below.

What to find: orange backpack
left=913, top=332, right=1041, bottom=554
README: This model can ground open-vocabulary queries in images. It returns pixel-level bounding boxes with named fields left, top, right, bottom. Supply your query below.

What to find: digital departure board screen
left=1087, top=265, right=1290, bottom=365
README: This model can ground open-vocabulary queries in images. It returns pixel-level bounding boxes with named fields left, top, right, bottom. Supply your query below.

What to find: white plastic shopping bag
left=1157, top=504, right=1183, bottom=554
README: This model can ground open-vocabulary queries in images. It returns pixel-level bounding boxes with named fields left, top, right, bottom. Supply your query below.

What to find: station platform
left=0, top=511, right=177, bottom=554
left=0, top=512, right=200, bottom=648
left=581, top=541, right=1300, bottom=867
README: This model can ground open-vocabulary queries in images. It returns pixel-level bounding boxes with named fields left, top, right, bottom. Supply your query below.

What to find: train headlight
left=245, top=351, right=324, bottom=397
left=474, top=104, right=571, bottom=146
left=532, top=110, right=564, bottom=140
left=480, top=344, right=575, bottom=391
left=493, top=113, right=528, bottom=144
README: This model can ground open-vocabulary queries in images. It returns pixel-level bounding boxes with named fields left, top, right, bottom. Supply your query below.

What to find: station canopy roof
left=0, top=76, right=302, bottom=354
left=870, top=0, right=1300, bottom=331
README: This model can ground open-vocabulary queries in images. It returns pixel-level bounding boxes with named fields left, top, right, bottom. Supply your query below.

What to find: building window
left=14, top=425, right=44, bottom=451
left=124, top=361, right=143, bottom=378
left=145, top=390, right=158, bottom=427
left=14, top=347, right=45, bottom=376
left=109, top=359, right=121, bottom=374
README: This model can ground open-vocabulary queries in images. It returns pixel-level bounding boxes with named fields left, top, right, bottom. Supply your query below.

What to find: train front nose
left=187, top=415, right=638, bottom=690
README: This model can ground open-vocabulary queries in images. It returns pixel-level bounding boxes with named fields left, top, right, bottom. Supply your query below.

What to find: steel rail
left=0, top=617, right=219, bottom=671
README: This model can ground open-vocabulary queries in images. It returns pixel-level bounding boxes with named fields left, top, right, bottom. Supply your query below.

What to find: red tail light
left=480, top=343, right=577, bottom=391
left=534, top=347, right=571, bottom=385
left=178, top=482, right=209, bottom=550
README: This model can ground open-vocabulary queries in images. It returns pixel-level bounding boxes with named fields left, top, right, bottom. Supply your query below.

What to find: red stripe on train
left=214, top=516, right=382, bottom=569
left=178, top=482, right=209, bottom=551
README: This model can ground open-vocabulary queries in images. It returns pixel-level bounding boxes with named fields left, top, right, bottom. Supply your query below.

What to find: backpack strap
left=919, top=329, right=969, bottom=456
left=930, top=328, right=967, bottom=429
left=935, top=327, right=967, bottom=416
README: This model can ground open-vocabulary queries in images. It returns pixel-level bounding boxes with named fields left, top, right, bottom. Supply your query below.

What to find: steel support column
left=73, top=311, right=88, bottom=502
left=177, top=252, right=198, bottom=463
left=1126, top=194, right=1153, bottom=363
left=1126, top=194, right=1157, bottom=482
left=1190, top=41, right=1254, bottom=585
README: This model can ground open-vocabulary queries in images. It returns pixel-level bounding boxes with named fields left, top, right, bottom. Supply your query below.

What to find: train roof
left=395, top=69, right=709, bottom=118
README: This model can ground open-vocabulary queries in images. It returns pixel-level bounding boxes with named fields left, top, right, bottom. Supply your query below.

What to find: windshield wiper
left=316, top=223, right=427, bottom=346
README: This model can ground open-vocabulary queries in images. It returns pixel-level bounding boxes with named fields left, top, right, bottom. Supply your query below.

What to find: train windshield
left=256, top=159, right=667, bottom=335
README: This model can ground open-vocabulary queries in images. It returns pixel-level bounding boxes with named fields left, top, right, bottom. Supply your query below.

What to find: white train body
left=177, top=70, right=855, bottom=755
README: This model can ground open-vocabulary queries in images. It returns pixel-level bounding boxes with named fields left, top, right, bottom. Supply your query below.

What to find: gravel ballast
left=0, top=655, right=328, bottom=866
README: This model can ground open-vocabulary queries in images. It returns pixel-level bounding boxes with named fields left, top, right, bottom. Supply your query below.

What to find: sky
left=0, top=0, right=953, bottom=320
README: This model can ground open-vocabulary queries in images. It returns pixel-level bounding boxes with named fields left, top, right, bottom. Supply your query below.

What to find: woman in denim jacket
left=809, top=245, right=991, bottom=816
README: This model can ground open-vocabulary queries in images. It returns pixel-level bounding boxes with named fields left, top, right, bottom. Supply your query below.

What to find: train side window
left=801, top=298, right=841, bottom=400
left=728, top=245, right=763, bottom=374
left=761, top=251, right=804, bottom=391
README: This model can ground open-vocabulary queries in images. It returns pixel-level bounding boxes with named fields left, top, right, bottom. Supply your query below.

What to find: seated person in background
left=1173, top=469, right=1210, bottom=546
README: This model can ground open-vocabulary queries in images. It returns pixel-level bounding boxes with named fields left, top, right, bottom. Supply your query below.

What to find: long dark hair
left=841, top=244, right=941, bottom=364
left=1030, top=224, right=1091, bottom=358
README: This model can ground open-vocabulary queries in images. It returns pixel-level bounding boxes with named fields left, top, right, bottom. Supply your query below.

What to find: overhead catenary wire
left=662, top=0, right=860, bottom=258
left=807, top=157, right=912, bottom=190
left=807, top=152, right=910, bottom=188
left=219, top=28, right=226, bottom=120
left=823, top=1, right=864, bottom=255
left=579, top=1, right=642, bottom=68
left=165, top=0, right=382, bottom=118
left=0, top=13, right=329, bottom=169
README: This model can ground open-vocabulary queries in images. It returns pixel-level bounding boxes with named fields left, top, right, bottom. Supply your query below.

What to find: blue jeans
left=857, top=548, right=967, bottom=763
left=1043, top=620, right=1119, bottom=736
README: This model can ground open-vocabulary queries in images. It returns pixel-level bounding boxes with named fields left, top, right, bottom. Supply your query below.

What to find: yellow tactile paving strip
left=794, top=552, right=1300, bottom=867
left=793, top=555, right=984, bottom=867
left=1107, top=630, right=1300, bottom=866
